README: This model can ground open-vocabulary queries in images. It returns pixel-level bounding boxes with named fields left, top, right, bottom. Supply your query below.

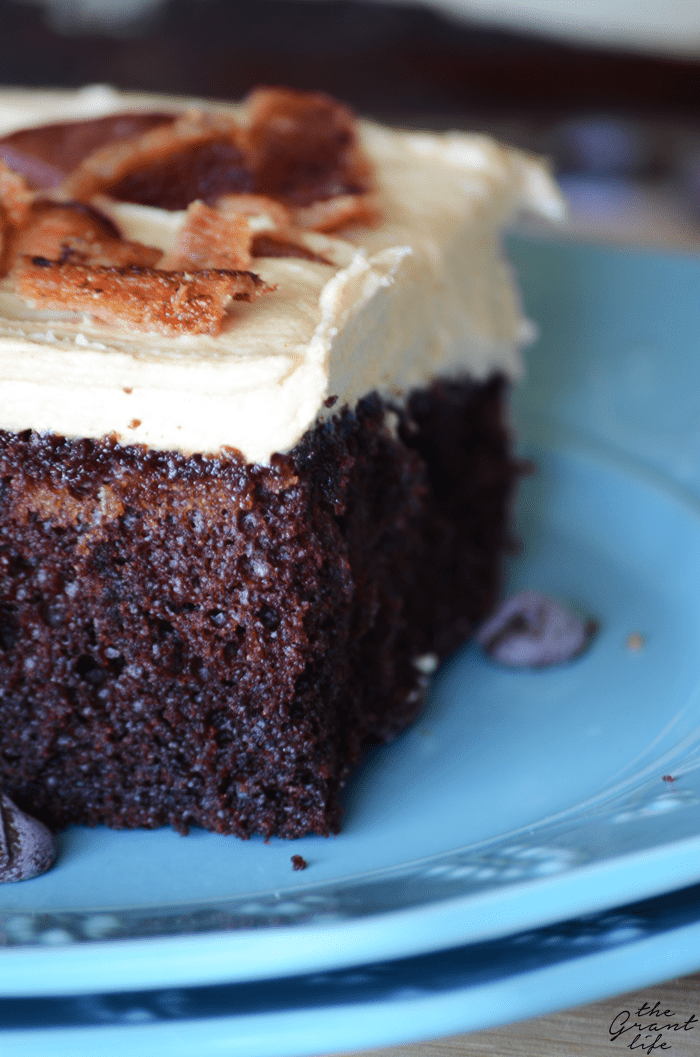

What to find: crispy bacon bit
left=215, top=194, right=333, bottom=261
left=0, top=160, right=32, bottom=228
left=160, top=200, right=252, bottom=270
left=60, top=110, right=243, bottom=202
left=109, top=139, right=253, bottom=211
left=2, top=88, right=380, bottom=333
left=293, top=193, right=381, bottom=233
left=15, top=259, right=270, bottom=336
left=251, top=231, right=331, bottom=264
left=0, top=113, right=176, bottom=189
left=5, top=200, right=161, bottom=272
left=243, top=88, right=374, bottom=207
left=216, top=193, right=293, bottom=230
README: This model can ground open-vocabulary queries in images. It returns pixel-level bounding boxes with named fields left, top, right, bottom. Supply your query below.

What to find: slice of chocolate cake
left=0, top=86, right=564, bottom=839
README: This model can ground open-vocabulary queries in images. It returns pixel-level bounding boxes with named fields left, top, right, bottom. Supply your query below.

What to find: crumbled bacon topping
left=108, top=140, right=252, bottom=212
left=292, top=192, right=381, bottom=233
left=0, top=160, right=33, bottom=227
left=216, top=193, right=293, bottom=230
left=5, top=200, right=161, bottom=273
left=243, top=88, right=375, bottom=206
left=0, top=113, right=175, bottom=190
left=58, top=89, right=375, bottom=213
left=0, top=88, right=379, bottom=334
left=159, top=200, right=252, bottom=271
left=250, top=231, right=331, bottom=264
left=60, top=110, right=243, bottom=202
left=215, top=193, right=333, bottom=260
left=15, top=258, right=270, bottom=336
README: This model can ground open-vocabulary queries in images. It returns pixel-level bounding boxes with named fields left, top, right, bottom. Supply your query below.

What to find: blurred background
left=2, top=0, right=700, bottom=247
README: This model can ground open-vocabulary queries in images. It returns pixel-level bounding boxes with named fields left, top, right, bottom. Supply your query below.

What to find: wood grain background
left=330, top=971, right=700, bottom=1057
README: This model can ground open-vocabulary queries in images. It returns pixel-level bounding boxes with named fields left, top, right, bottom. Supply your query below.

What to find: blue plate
left=2, top=235, right=700, bottom=1002
left=2, top=879, right=700, bottom=1054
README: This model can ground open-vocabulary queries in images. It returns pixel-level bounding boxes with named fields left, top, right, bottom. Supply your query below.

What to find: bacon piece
left=243, top=87, right=375, bottom=206
left=0, top=207, right=6, bottom=272
left=216, top=193, right=293, bottom=230
left=250, top=231, right=331, bottom=264
left=5, top=200, right=161, bottom=272
left=215, top=194, right=332, bottom=261
left=160, top=201, right=252, bottom=270
left=0, top=148, right=65, bottom=193
left=109, top=139, right=254, bottom=211
left=0, top=160, right=32, bottom=227
left=292, top=193, right=381, bottom=233
left=61, top=111, right=248, bottom=205
left=15, top=258, right=270, bottom=335
left=0, top=112, right=176, bottom=189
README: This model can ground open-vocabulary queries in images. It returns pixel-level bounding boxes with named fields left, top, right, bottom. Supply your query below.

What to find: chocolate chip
left=291, top=854, right=307, bottom=871
left=476, top=590, right=596, bottom=668
left=0, top=794, right=56, bottom=882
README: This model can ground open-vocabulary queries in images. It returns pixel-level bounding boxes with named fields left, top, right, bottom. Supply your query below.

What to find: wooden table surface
left=329, top=972, right=700, bottom=1057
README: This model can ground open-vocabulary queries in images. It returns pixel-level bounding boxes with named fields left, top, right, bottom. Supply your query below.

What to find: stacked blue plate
left=3, top=235, right=700, bottom=1055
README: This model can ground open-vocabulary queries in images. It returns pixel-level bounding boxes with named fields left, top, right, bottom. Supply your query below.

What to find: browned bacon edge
left=15, top=257, right=271, bottom=336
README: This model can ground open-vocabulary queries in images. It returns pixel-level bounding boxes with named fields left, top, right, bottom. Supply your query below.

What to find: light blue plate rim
left=2, top=880, right=700, bottom=1055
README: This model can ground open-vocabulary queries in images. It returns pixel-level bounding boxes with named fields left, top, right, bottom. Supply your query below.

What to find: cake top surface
left=0, top=86, right=565, bottom=463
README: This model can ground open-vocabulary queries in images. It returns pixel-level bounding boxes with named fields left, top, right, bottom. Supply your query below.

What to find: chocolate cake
left=0, top=87, right=564, bottom=839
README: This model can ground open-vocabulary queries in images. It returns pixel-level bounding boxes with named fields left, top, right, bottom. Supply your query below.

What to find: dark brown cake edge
left=0, top=373, right=520, bottom=839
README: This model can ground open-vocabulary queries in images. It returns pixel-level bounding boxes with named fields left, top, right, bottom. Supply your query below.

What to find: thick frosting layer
left=0, top=87, right=565, bottom=463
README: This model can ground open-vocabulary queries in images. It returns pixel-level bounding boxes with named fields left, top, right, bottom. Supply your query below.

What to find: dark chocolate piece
left=0, top=794, right=56, bottom=882
left=476, top=590, right=595, bottom=668
left=291, top=854, right=307, bottom=871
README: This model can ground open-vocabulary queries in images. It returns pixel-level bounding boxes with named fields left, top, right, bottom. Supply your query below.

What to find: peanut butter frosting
left=0, top=86, right=565, bottom=464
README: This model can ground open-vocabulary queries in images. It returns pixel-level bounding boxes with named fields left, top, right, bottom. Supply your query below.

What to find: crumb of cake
left=626, top=632, right=645, bottom=651
left=412, top=652, right=439, bottom=675
left=0, top=794, right=56, bottom=882
left=14, top=258, right=271, bottom=335
left=477, top=591, right=596, bottom=668
left=662, top=774, right=675, bottom=783
left=291, top=854, right=307, bottom=871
